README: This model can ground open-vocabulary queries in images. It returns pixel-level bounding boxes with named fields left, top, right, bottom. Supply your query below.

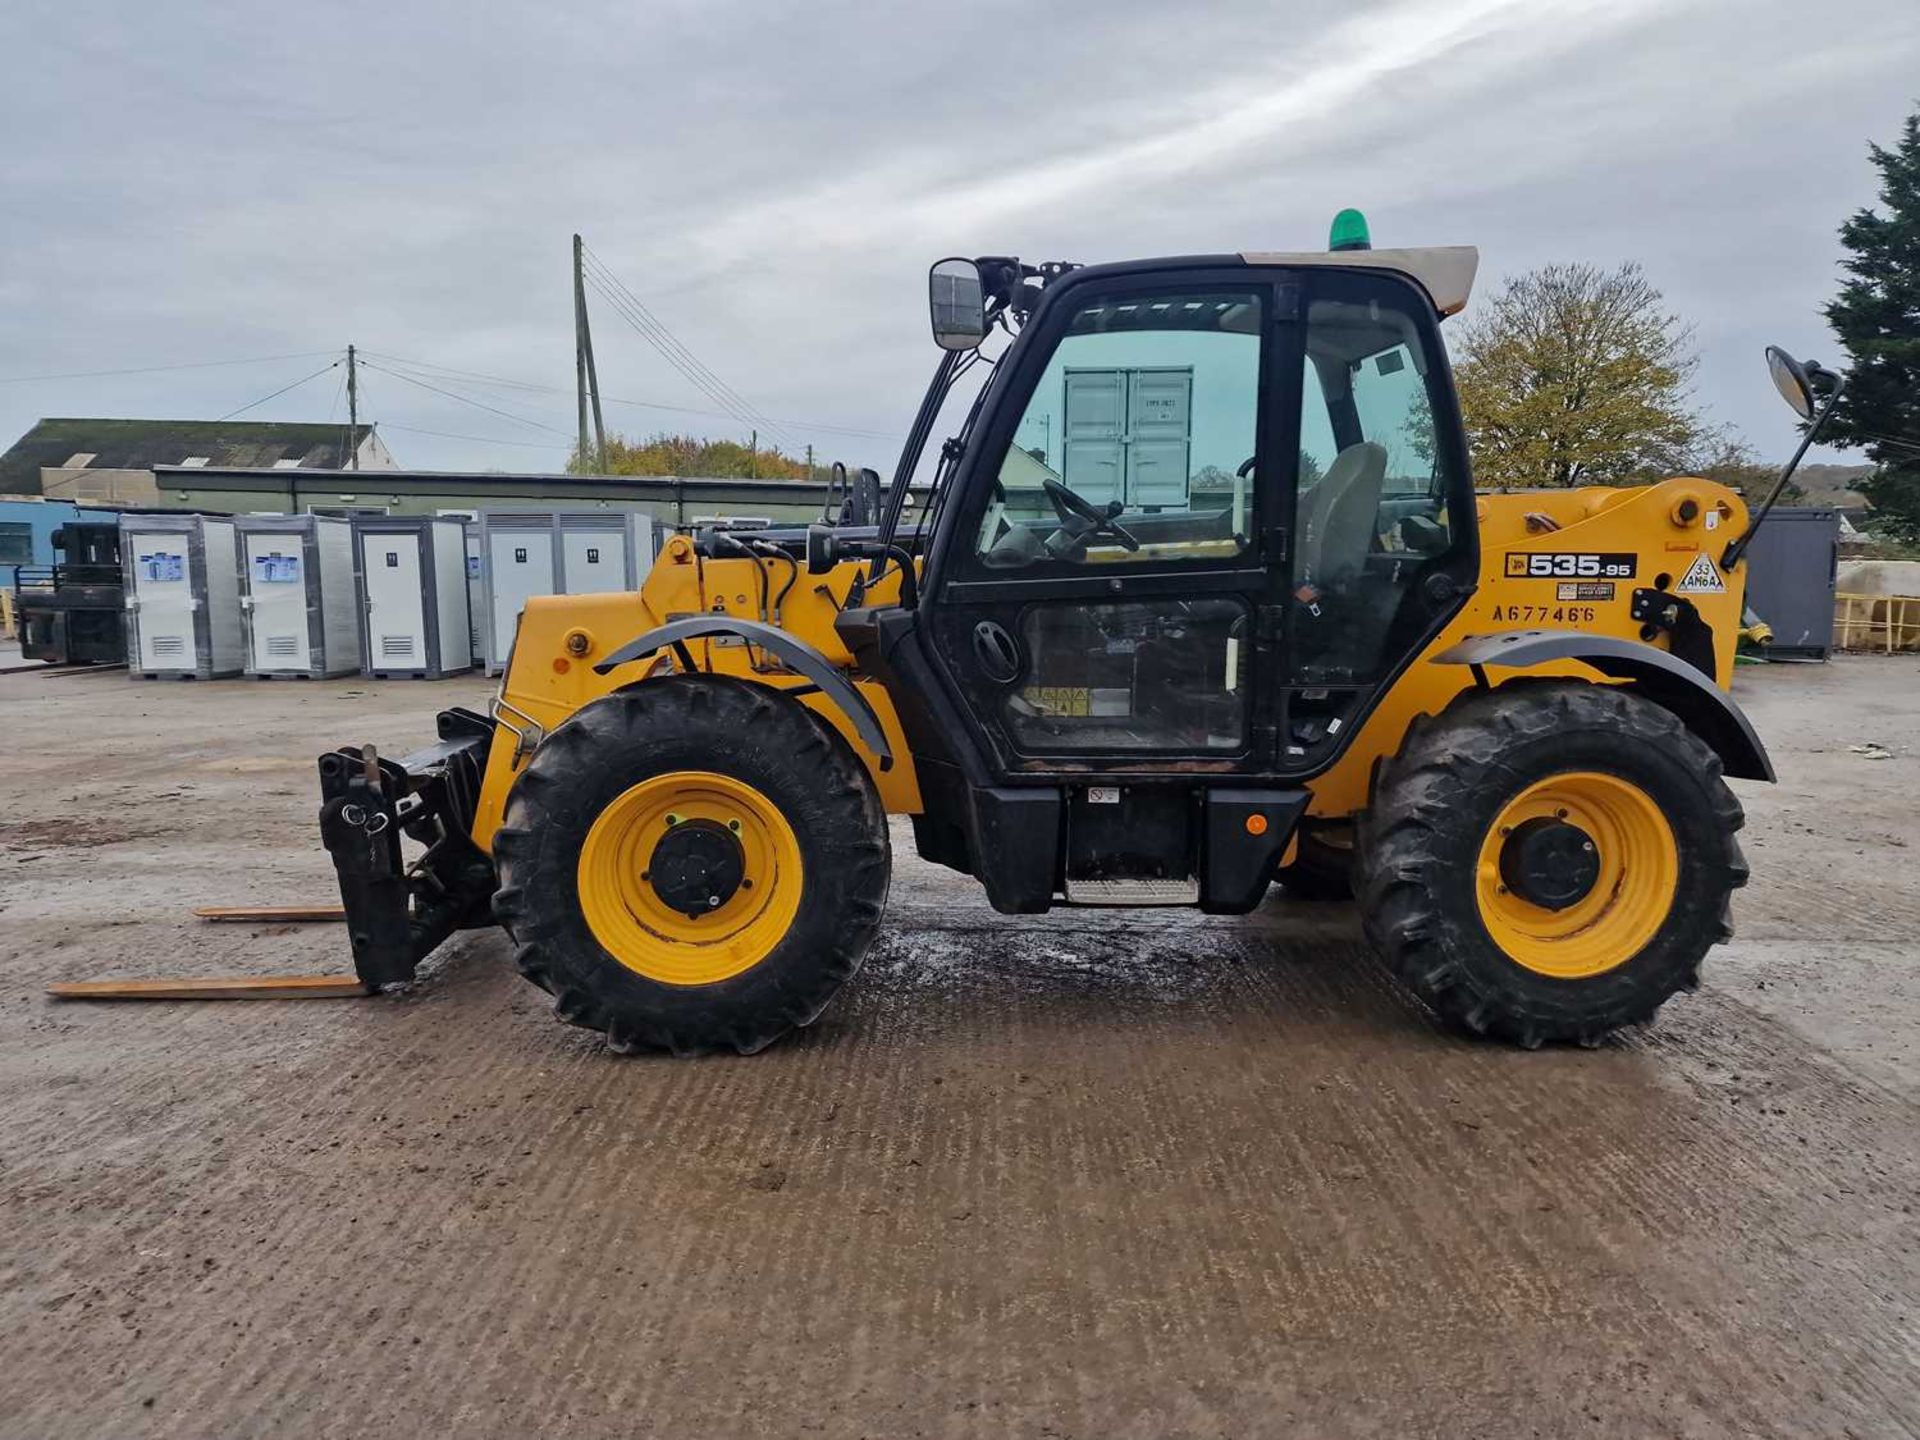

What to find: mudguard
left=594, top=615, right=893, bottom=766
left=1432, top=630, right=1774, bottom=782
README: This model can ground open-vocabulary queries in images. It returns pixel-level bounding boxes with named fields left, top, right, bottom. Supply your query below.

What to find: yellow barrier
left=1835, top=591, right=1920, bottom=653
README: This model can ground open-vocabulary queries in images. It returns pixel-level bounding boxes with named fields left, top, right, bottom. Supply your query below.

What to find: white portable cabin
left=479, top=510, right=559, bottom=675
left=353, top=516, right=472, bottom=679
left=478, top=510, right=664, bottom=673
left=234, top=515, right=362, bottom=678
left=121, top=514, right=245, bottom=679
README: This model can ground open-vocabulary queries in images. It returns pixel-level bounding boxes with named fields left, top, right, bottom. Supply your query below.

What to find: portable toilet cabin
left=121, top=514, right=245, bottom=679
left=234, top=515, right=362, bottom=679
left=479, top=510, right=560, bottom=675
left=353, top=516, right=471, bottom=679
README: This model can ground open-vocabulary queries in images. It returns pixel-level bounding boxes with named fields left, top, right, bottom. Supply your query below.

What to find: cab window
left=975, top=288, right=1263, bottom=569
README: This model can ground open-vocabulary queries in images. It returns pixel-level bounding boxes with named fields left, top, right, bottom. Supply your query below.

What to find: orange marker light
left=1245, top=814, right=1268, bottom=836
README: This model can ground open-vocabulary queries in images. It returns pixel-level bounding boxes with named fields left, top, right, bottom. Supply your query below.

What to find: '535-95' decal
left=1504, top=551, right=1638, bottom=580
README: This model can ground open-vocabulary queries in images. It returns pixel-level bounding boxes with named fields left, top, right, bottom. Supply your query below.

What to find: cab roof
left=1238, top=246, right=1479, bottom=316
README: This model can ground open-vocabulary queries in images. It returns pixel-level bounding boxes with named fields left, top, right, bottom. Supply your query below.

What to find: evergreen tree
left=1824, top=108, right=1920, bottom=542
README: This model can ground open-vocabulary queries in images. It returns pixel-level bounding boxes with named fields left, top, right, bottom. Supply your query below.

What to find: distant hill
left=1790, top=463, right=1875, bottom=507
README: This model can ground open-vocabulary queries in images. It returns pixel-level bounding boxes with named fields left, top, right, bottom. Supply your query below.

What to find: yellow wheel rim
left=1474, top=770, right=1678, bottom=980
left=577, top=771, right=803, bottom=987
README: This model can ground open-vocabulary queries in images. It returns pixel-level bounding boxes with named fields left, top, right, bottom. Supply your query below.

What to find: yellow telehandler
left=314, top=216, right=1841, bottom=1053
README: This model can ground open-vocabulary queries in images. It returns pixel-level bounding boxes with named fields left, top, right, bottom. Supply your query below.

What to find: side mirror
left=805, top=522, right=840, bottom=575
left=929, top=258, right=987, bottom=351
left=1765, top=345, right=1815, bottom=420
left=1727, top=346, right=1848, bottom=572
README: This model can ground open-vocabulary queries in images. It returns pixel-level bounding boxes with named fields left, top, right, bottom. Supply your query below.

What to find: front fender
left=595, top=615, right=893, bottom=768
left=1432, top=630, right=1774, bottom=782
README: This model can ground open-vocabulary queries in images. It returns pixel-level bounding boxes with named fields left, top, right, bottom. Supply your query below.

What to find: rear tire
left=1356, top=681, right=1747, bottom=1047
left=492, top=677, right=890, bottom=1055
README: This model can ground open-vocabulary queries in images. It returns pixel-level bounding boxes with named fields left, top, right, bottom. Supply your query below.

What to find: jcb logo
left=1505, top=551, right=1637, bottom=580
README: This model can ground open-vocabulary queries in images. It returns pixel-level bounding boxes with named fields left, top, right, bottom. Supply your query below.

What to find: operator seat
left=1298, top=441, right=1387, bottom=588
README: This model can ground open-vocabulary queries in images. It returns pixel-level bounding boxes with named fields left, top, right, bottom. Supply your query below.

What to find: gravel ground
left=0, top=654, right=1916, bottom=1438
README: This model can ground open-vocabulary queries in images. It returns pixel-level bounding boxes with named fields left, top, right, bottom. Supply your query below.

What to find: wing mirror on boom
left=1725, top=346, right=1847, bottom=571
left=1766, top=345, right=1817, bottom=419
left=929, top=258, right=988, bottom=351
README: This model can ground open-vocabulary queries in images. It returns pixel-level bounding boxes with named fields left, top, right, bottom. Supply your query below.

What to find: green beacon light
left=1329, top=208, right=1372, bottom=252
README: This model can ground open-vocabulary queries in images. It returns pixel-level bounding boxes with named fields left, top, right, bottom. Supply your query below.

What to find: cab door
left=1278, top=268, right=1479, bottom=769
left=924, top=271, right=1290, bottom=777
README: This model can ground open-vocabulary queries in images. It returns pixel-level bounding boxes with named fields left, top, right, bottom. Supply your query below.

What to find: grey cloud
left=2, top=0, right=1915, bottom=474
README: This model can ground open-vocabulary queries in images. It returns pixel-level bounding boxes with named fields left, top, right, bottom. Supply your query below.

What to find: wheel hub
left=647, top=819, right=745, bottom=918
left=1498, top=816, right=1600, bottom=911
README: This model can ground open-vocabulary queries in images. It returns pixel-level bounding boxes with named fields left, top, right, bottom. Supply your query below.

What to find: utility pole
left=749, top=428, right=758, bottom=479
left=573, top=234, right=606, bottom=472
left=346, top=343, right=360, bottom=471
left=806, top=443, right=814, bottom=480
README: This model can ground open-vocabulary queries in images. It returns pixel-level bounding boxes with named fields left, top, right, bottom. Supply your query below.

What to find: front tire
left=1357, top=681, right=1748, bottom=1047
left=492, top=677, right=890, bottom=1055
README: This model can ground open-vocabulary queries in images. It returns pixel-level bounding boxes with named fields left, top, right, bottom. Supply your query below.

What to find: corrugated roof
left=0, top=419, right=373, bottom=494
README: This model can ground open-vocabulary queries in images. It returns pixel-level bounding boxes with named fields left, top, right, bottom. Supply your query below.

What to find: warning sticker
left=1676, top=553, right=1726, bottom=594
left=1557, top=581, right=1616, bottom=602
left=1023, top=685, right=1090, bottom=716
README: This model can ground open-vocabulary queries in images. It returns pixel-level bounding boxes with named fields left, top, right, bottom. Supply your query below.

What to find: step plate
left=1061, top=876, right=1201, bottom=907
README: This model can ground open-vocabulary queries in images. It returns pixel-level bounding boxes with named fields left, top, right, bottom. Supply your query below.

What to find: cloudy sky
left=2, top=0, right=1915, bottom=477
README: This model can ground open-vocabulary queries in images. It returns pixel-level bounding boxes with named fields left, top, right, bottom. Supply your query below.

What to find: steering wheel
left=1041, top=479, right=1140, bottom=553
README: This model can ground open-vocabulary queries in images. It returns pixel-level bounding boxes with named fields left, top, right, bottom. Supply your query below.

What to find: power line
left=577, top=250, right=761, bottom=419
left=356, top=360, right=573, bottom=437
left=578, top=245, right=802, bottom=451
left=216, top=360, right=342, bottom=421
left=582, top=268, right=794, bottom=448
left=359, top=352, right=557, bottom=396
left=581, top=268, right=775, bottom=443
left=362, top=348, right=901, bottom=442
left=0, top=350, right=339, bottom=385
left=325, top=364, right=348, bottom=424
left=381, top=423, right=572, bottom=450
left=1853, top=429, right=1920, bottom=457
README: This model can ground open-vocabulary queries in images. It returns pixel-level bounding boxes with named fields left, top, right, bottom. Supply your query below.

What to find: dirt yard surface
left=1, top=657, right=1916, bottom=1438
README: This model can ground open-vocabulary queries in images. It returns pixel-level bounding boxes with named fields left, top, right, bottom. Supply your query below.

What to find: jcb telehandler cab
left=318, top=219, right=1838, bottom=1055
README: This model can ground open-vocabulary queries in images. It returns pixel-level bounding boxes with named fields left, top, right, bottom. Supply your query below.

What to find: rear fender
left=1431, top=630, right=1774, bottom=782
